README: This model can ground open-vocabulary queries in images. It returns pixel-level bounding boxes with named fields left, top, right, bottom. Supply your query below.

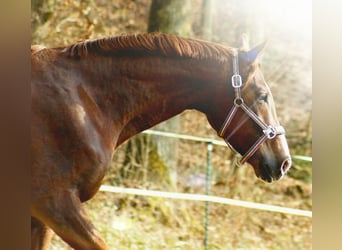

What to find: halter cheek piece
left=218, top=50, right=285, bottom=165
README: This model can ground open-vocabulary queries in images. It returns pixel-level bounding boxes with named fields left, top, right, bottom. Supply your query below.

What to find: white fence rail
left=100, top=185, right=312, bottom=217
left=101, top=129, right=312, bottom=218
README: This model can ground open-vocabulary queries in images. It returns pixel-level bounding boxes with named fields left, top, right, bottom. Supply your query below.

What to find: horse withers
left=31, top=33, right=291, bottom=249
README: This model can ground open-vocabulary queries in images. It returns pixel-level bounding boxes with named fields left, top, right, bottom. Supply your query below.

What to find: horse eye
left=258, top=94, right=268, bottom=103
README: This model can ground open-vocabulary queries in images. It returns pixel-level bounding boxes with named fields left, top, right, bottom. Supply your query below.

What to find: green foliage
left=118, top=134, right=173, bottom=187
left=147, top=142, right=173, bottom=187
left=288, top=159, right=312, bottom=183
left=148, top=0, right=193, bottom=36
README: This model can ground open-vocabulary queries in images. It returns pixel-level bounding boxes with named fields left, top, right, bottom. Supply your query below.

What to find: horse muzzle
left=258, top=156, right=292, bottom=183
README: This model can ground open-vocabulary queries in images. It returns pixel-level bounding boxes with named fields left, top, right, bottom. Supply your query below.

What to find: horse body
left=31, top=34, right=291, bottom=249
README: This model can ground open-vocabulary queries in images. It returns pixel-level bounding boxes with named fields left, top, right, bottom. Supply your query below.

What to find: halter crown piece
left=218, top=49, right=285, bottom=165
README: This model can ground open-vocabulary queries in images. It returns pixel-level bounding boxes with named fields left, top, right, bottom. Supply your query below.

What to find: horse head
left=206, top=42, right=291, bottom=183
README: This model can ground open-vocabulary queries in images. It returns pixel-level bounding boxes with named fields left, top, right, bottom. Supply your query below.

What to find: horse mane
left=62, top=33, right=234, bottom=62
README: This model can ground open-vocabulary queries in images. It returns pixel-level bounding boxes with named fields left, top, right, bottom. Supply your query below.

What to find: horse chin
left=257, top=170, right=275, bottom=183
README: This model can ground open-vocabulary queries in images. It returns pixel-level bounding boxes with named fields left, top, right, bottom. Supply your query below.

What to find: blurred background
left=32, top=0, right=312, bottom=249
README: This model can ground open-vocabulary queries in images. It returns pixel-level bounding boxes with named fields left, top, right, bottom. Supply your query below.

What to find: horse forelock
left=62, top=33, right=234, bottom=62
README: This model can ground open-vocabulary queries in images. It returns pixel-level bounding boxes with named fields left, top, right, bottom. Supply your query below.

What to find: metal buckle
left=231, top=74, right=242, bottom=88
left=263, top=126, right=277, bottom=139
left=233, top=97, right=244, bottom=107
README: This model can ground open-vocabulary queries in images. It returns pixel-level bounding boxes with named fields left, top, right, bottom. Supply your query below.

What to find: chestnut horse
left=31, top=33, right=291, bottom=249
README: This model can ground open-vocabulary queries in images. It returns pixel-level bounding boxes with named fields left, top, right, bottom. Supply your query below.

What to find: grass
left=51, top=189, right=311, bottom=249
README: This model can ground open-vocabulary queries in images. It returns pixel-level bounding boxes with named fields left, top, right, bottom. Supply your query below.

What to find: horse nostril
left=281, top=157, right=292, bottom=175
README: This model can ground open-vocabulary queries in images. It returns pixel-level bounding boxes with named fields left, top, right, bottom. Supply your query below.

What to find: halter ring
left=263, top=126, right=277, bottom=139
left=232, top=74, right=242, bottom=88
left=234, top=97, right=244, bottom=106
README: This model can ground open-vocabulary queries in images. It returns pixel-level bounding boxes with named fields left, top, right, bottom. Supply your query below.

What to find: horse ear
left=238, top=33, right=250, bottom=50
left=246, top=41, right=267, bottom=63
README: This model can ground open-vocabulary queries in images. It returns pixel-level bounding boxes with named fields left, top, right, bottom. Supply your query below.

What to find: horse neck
left=77, top=54, right=230, bottom=146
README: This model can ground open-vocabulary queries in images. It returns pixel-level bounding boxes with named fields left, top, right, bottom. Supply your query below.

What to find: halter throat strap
left=218, top=49, right=285, bottom=165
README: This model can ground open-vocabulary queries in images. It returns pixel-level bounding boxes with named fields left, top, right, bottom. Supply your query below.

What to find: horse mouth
left=258, top=166, right=275, bottom=183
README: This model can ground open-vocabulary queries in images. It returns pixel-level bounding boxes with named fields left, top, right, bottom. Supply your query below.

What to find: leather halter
left=218, top=49, right=285, bottom=165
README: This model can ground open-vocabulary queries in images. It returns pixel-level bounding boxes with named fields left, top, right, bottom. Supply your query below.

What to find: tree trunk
left=200, top=0, right=215, bottom=41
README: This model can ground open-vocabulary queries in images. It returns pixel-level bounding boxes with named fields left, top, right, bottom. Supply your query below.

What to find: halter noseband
left=218, top=49, right=285, bottom=165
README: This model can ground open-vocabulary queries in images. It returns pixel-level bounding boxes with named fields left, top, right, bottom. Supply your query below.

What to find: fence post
left=205, top=141, right=213, bottom=250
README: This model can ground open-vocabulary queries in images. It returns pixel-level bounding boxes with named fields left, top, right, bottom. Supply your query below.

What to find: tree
left=200, top=0, right=215, bottom=41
